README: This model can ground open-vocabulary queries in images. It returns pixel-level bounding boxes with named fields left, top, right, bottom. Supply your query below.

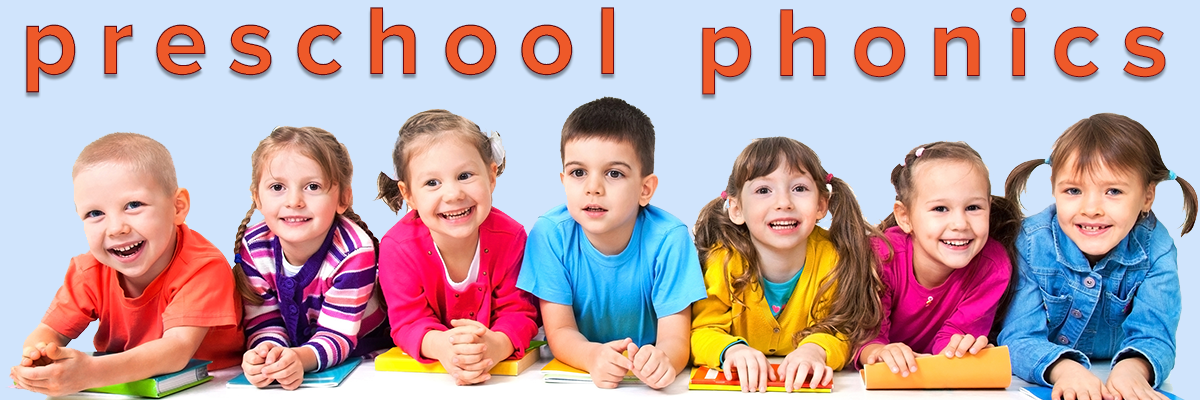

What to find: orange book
left=689, top=365, right=832, bottom=392
left=860, top=345, right=1012, bottom=389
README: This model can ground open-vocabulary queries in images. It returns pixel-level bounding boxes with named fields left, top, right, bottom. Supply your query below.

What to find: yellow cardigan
left=690, top=227, right=850, bottom=369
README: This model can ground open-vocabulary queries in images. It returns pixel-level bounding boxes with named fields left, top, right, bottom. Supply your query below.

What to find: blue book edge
left=227, top=357, right=362, bottom=388
left=1021, top=385, right=1181, bottom=400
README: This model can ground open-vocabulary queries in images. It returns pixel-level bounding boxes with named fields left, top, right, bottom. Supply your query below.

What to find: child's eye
left=792, top=185, right=809, bottom=193
left=569, top=169, right=586, bottom=178
left=932, top=206, right=949, bottom=212
left=458, top=172, right=474, bottom=181
left=306, top=183, right=322, bottom=191
left=84, top=210, right=104, bottom=219
left=269, top=183, right=284, bottom=192
left=1064, top=188, right=1082, bottom=196
left=967, top=204, right=985, bottom=211
left=1106, top=188, right=1123, bottom=196
left=125, top=201, right=144, bottom=210
left=424, top=179, right=440, bottom=187
left=605, top=170, right=624, bottom=179
left=754, top=186, right=771, bottom=195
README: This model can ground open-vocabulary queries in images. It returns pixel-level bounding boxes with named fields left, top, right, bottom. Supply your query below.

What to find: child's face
left=255, top=147, right=348, bottom=265
left=728, top=164, right=828, bottom=259
left=896, top=160, right=991, bottom=279
left=1052, top=155, right=1155, bottom=264
left=73, top=163, right=188, bottom=295
left=560, top=138, right=657, bottom=255
left=400, top=137, right=496, bottom=247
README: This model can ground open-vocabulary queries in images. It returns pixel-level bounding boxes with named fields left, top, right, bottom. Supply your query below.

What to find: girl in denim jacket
left=1002, top=113, right=1197, bottom=400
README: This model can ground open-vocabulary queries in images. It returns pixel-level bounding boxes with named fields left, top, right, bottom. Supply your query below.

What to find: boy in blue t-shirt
left=517, top=97, right=706, bottom=389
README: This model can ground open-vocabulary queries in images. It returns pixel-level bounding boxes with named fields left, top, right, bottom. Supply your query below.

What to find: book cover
left=1021, top=385, right=1182, bottom=400
left=540, top=358, right=642, bottom=384
left=860, top=345, right=1012, bottom=389
left=227, top=357, right=362, bottom=389
left=83, top=359, right=212, bottom=398
left=375, top=341, right=545, bottom=376
left=689, top=365, right=832, bottom=393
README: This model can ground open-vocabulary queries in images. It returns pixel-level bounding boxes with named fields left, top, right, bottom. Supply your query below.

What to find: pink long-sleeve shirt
left=865, top=226, right=1011, bottom=358
left=378, top=207, right=539, bottom=363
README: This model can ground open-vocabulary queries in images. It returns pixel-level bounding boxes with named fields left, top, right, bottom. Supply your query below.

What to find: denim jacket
left=998, top=205, right=1179, bottom=388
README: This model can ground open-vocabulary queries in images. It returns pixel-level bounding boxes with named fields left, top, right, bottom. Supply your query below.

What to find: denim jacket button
left=1071, top=309, right=1083, bottom=319
left=1058, top=335, right=1070, bottom=345
left=1083, top=277, right=1096, bottom=288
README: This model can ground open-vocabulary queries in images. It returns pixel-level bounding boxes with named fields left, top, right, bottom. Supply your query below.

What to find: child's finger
left=631, top=344, right=654, bottom=372
left=809, top=363, right=826, bottom=390
left=969, top=335, right=989, bottom=354
left=781, top=359, right=799, bottom=393
left=449, top=319, right=488, bottom=334
left=756, top=356, right=771, bottom=392
left=944, top=334, right=963, bottom=357
left=764, top=354, right=777, bottom=382
left=898, top=346, right=918, bottom=373
left=451, top=342, right=487, bottom=356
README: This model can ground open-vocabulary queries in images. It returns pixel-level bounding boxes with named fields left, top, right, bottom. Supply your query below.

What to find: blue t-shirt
left=762, top=266, right=803, bottom=318
left=517, top=204, right=706, bottom=346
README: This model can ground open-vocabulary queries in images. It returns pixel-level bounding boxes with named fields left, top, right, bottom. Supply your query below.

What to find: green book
left=83, top=358, right=212, bottom=398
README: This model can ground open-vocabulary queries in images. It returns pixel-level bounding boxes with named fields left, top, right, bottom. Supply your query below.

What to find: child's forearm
left=293, top=345, right=319, bottom=372
left=23, top=323, right=71, bottom=351
left=483, top=330, right=516, bottom=365
left=545, top=325, right=604, bottom=371
left=87, top=326, right=210, bottom=389
left=421, top=330, right=452, bottom=361
left=655, top=311, right=692, bottom=374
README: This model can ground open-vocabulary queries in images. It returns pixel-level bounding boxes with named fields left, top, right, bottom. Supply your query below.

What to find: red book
left=689, top=365, right=832, bottom=393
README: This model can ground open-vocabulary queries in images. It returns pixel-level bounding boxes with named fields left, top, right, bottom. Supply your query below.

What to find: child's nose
left=106, top=217, right=130, bottom=237
left=585, top=175, right=604, bottom=196
left=1081, top=193, right=1104, bottom=216
left=286, top=189, right=305, bottom=208
left=774, top=193, right=794, bottom=210
left=444, top=182, right=467, bottom=202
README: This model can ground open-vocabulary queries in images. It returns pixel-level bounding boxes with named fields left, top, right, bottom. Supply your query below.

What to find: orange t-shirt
left=42, top=224, right=244, bottom=370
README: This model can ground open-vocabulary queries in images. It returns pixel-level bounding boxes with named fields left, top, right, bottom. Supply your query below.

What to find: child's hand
left=627, top=342, right=676, bottom=389
left=588, top=338, right=633, bottom=389
left=241, top=342, right=274, bottom=388
left=941, top=333, right=991, bottom=358
left=720, top=344, right=774, bottom=392
left=9, top=343, right=92, bottom=396
left=777, top=343, right=831, bottom=393
left=862, top=342, right=919, bottom=377
left=19, top=342, right=55, bottom=368
left=445, top=319, right=493, bottom=385
left=1106, top=358, right=1168, bottom=400
left=260, top=345, right=304, bottom=390
left=1049, top=359, right=1111, bottom=400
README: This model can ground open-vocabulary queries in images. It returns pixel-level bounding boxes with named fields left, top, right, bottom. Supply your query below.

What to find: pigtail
left=986, top=195, right=1022, bottom=342
left=232, top=204, right=264, bottom=306
left=1004, top=159, right=1048, bottom=214
left=693, top=195, right=760, bottom=309
left=376, top=172, right=405, bottom=213
left=340, top=206, right=387, bottom=310
left=795, top=177, right=883, bottom=350
left=1169, top=175, right=1197, bottom=235
left=877, top=162, right=909, bottom=233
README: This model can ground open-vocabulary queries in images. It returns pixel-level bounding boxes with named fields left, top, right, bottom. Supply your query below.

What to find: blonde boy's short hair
left=73, top=133, right=178, bottom=194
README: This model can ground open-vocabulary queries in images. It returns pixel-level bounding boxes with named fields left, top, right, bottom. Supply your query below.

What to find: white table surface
left=47, top=350, right=1175, bottom=400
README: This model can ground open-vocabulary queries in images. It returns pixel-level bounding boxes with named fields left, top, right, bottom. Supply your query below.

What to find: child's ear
left=1142, top=182, right=1157, bottom=213
left=639, top=173, right=659, bottom=207
left=727, top=197, right=746, bottom=226
left=337, top=185, right=352, bottom=214
left=893, top=200, right=912, bottom=234
left=817, top=192, right=830, bottom=221
left=397, top=181, right=414, bottom=210
left=489, top=162, right=498, bottom=194
left=173, top=188, right=191, bottom=225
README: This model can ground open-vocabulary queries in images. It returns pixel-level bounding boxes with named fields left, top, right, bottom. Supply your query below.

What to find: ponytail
left=1004, top=159, right=1047, bottom=214
left=795, top=177, right=883, bottom=350
left=693, top=195, right=760, bottom=309
left=377, top=172, right=405, bottom=214
left=986, top=195, right=1022, bottom=342
left=1167, top=175, right=1197, bottom=235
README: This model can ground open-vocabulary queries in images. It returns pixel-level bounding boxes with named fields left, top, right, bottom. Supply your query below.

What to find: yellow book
left=375, top=341, right=544, bottom=376
left=860, top=345, right=1012, bottom=389
left=540, top=358, right=641, bottom=384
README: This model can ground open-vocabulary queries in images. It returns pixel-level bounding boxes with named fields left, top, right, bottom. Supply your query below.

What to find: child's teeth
left=942, top=240, right=969, bottom=246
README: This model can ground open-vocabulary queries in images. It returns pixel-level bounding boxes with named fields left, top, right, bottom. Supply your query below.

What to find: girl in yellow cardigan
left=692, top=137, right=882, bottom=392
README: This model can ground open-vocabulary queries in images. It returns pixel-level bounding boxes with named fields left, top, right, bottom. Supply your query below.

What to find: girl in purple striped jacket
left=231, top=126, right=391, bottom=390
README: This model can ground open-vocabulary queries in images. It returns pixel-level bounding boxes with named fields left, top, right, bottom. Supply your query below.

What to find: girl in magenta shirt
left=857, top=141, right=1021, bottom=376
left=376, top=110, right=538, bottom=386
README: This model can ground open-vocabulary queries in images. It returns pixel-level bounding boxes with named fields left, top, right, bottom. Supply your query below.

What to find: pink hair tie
left=915, top=147, right=926, bottom=158
left=825, top=173, right=833, bottom=184
left=720, top=191, right=728, bottom=199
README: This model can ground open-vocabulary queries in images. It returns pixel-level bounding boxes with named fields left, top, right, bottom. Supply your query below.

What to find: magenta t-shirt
left=867, top=226, right=1012, bottom=356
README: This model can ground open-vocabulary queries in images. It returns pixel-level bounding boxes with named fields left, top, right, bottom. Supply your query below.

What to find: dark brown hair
left=233, top=126, right=379, bottom=306
left=693, top=137, right=883, bottom=349
left=377, top=109, right=506, bottom=213
left=879, top=141, right=1021, bottom=341
left=1006, top=113, right=1196, bottom=235
left=560, top=97, right=655, bottom=176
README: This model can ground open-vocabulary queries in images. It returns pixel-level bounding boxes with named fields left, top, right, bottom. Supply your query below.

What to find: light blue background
left=3, top=1, right=1195, bottom=398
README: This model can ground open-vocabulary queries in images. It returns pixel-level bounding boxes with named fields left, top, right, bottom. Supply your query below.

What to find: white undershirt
left=282, top=256, right=304, bottom=278
left=437, top=242, right=481, bottom=292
